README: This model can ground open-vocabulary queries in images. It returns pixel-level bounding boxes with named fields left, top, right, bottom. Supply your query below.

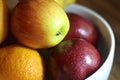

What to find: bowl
left=65, top=4, right=115, bottom=80
left=6, top=0, right=115, bottom=79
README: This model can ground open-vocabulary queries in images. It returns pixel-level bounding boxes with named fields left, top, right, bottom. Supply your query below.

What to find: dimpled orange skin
left=0, top=44, right=44, bottom=80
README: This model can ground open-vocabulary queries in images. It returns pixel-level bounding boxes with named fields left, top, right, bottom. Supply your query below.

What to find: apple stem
left=56, top=32, right=61, bottom=36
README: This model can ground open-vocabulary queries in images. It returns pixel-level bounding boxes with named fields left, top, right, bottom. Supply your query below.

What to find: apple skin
left=11, top=0, right=69, bottom=49
left=48, top=39, right=101, bottom=80
left=54, top=0, right=64, bottom=7
left=0, top=0, right=8, bottom=44
left=64, top=0, right=76, bottom=7
left=64, top=13, right=97, bottom=44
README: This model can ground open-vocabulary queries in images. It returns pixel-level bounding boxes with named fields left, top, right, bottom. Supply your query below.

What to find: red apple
left=48, top=39, right=101, bottom=80
left=64, top=13, right=97, bottom=44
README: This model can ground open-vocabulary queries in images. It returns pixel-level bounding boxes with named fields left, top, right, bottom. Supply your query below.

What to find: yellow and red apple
left=11, top=0, right=70, bottom=49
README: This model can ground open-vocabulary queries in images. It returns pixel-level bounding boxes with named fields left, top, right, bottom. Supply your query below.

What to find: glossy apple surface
left=64, top=13, right=97, bottom=44
left=48, top=39, right=101, bottom=80
left=11, top=0, right=69, bottom=49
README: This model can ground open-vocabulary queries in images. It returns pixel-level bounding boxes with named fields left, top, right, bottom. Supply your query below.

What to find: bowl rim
left=65, top=4, right=115, bottom=80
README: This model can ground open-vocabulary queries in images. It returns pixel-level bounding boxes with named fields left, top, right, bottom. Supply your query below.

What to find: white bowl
left=6, top=0, right=115, bottom=79
left=65, top=4, right=115, bottom=80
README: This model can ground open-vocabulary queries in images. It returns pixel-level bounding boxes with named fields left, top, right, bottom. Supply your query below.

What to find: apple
left=11, top=0, right=70, bottom=49
left=64, top=0, right=76, bottom=7
left=64, top=13, right=97, bottom=44
left=0, top=0, right=8, bottom=44
left=48, top=39, right=101, bottom=80
left=53, top=0, right=64, bottom=7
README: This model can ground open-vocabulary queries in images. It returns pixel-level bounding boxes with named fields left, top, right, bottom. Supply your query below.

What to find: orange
left=0, top=44, right=44, bottom=80
left=0, top=0, right=8, bottom=44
